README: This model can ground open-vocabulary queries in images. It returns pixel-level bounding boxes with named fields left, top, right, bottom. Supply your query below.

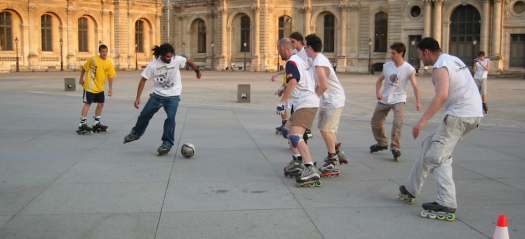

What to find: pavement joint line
left=456, top=218, right=491, bottom=239
left=232, top=109, right=327, bottom=239
left=0, top=131, right=113, bottom=229
left=153, top=107, right=189, bottom=239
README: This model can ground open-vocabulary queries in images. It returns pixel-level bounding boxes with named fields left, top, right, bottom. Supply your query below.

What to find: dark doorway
left=449, top=5, right=481, bottom=67
left=408, top=35, right=422, bottom=71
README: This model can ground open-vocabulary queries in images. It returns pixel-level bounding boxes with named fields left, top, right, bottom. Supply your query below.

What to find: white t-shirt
left=473, top=58, right=489, bottom=80
left=433, top=54, right=483, bottom=117
left=286, top=54, right=319, bottom=110
left=141, top=55, right=187, bottom=97
left=293, top=47, right=311, bottom=67
left=311, top=53, right=346, bottom=109
left=381, top=61, right=415, bottom=105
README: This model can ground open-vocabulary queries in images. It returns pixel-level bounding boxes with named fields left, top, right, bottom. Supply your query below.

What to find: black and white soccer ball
left=181, top=143, right=195, bottom=158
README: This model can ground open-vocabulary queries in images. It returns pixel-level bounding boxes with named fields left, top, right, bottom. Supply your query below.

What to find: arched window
left=78, top=17, right=88, bottom=52
left=41, top=14, right=53, bottom=51
left=135, top=20, right=144, bottom=53
left=240, top=15, right=250, bottom=52
left=450, top=5, right=481, bottom=66
left=374, top=12, right=388, bottom=52
left=0, top=11, right=13, bottom=51
left=278, top=16, right=292, bottom=40
left=197, top=20, right=206, bottom=53
left=323, top=14, right=335, bottom=52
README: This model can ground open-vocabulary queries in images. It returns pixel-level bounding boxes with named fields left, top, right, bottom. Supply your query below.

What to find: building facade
left=1, top=0, right=524, bottom=73
left=0, top=0, right=162, bottom=72
left=164, top=0, right=525, bottom=73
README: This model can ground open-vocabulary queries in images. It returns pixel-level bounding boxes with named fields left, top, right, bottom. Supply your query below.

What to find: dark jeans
left=132, top=93, right=180, bottom=147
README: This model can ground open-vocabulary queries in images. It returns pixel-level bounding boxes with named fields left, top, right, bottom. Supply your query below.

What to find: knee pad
left=288, top=134, right=303, bottom=148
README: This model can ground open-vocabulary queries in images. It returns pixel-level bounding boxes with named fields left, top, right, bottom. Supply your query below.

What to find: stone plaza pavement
left=0, top=71, right=524, bottom=239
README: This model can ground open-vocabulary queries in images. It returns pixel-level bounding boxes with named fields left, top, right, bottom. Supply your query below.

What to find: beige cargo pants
left=406, top=115, right=481, bottom=209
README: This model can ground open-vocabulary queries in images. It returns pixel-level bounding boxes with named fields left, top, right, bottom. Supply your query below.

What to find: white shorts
left=318, top=107, right=344, bottom=133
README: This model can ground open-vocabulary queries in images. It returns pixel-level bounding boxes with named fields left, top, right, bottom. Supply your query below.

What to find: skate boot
left=76, top=124, right=92, bottom=135
left=392, top=149, right=401, bottom=161
left=123, top=132, right=140, bottom=144
left=319, top=154, right=341, bottom=177
left=398, top=185, right=416, bottom=204
left=296, top=164, right=321, bottom=187
left=303, top=128, right=313, bottom=143
left=92, top=123, right=108, bottom=133
left=284, top=156, right=304, bottom=178
left=420, top=202, right=456, bottom=222
left=157, top=143, right=171, bottom=156
left=370, top=144, right=388, bottom=153
left=275, top=125, right=283, bottom=135
left=335, top=143, right=348, bottom=165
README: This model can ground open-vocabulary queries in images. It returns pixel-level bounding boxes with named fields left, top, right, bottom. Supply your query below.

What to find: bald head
left=277, top=38, right=294, bottom=60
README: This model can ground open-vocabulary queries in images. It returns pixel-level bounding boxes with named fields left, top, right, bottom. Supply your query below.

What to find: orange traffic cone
left=492, top=214, right=510, bottom=239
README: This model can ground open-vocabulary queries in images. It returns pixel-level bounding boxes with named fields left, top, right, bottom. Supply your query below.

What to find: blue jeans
left=132, top=93, right=180, bottom=147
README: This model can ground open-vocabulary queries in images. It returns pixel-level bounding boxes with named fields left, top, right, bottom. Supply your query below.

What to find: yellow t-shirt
left=82, top=56, right=116, bottom=93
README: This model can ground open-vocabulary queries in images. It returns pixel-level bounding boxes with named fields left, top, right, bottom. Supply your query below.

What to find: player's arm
left=375, top=74, right=385, bottom=101
left=106, top=63, right=117, bottom=96
left=409, top=71, right=421, bottom=111
left=412, top=67, right=449, bottom=138
left=79, top=59, right=91, bottom=85
left=79, top=69, right=86, bottom=85
left=315, top=66, right=329, bottom=97
left=280, top=79, right=297, bottom=104
left=134, top=77, right=147, bottom=109
left=185, top=58, right=201, bottom=79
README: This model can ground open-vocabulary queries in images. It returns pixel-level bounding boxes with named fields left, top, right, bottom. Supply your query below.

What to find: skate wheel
left=437, top=215, right=446, bottom=220
left=446, top=214, right=456, bottom=222
left=314, top=181, right=321, bottom=187
left=420, top=210, right=428, bottom=218
left=428, top=213, right=437, bottom=219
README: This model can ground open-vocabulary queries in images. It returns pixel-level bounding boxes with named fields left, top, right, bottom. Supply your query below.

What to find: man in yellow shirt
left=76, top=44, right=116, bottom=134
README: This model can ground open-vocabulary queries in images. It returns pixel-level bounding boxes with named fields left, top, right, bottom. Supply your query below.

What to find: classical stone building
left=164, top=0, right=525, bottom=73
left=0, top=0, right=163, bottom=72
left=1, top=0, right=524, bottom=73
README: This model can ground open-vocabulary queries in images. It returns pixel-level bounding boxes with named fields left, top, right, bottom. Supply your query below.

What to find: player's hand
left=79, top=79, right=84, bottom=86
left=412, top=120, right=426, bottom=139
left=271, top=75, right=279, bottom=82
left=416, top=102, right=421, bottom=112
left=376, top=92, right=383, bottom=101
left=134, top=98, right=140, bottom=109
left=276, top=103, right=287, bottom=115
left=108, top=89, right=113, bottom=97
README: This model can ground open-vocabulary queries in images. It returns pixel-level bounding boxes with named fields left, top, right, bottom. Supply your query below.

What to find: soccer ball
left=181, top=143, right=195, bottom=158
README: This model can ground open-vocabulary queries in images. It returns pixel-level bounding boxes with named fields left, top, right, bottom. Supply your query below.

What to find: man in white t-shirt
left=398, top=38, right=483, bottom=222
left=277, top=38, right=321, bottom=187
left=473, top=51, right=490, bottom=114
left=123, top=43, right=201, bottom=156
left=304, top=34, right=347, bottom=177
left=272, top=32, right=313, bottom=142
left=370, top=43, right=421, bottom=161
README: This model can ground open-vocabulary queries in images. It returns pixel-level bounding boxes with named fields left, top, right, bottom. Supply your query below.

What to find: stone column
left=432, top=0, right=443, bottom=44
left=253, top=3, right=261, bottom=71
left=480, top=0, right=490, bottom=54
left=492, top=0, right=502, bottom=57
left=423, top=0, right=432, bottom=37
left=303, top=0, right=312, bottom=35
left=337, top=3, right=348, bottom=72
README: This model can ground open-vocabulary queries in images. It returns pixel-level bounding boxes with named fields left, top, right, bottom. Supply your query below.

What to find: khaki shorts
left=476, top=78, right=487, bottom=96
left=318, top=107, right=344, bottom=132
left=289, top=108, right=318, bottom=129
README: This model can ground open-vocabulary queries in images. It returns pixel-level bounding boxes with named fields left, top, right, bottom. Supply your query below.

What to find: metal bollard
left=64, top=78, right=76, bottom=91
left=237, top=84, right=250, bottom=103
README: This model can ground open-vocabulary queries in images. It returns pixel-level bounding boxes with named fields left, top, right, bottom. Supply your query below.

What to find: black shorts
left=83, top=91, right=105, bottom=104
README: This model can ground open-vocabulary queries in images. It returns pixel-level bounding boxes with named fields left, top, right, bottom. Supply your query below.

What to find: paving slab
left=0, top=71, right=524, bottom=239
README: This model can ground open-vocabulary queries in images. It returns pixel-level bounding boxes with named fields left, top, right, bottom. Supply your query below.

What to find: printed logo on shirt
left=388, top=74, right=399, bottom=86
left=454, top=60, right=469, bottom=72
